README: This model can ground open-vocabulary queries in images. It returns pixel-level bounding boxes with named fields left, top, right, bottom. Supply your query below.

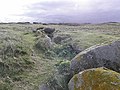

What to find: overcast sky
left=0, top=0, right=120, bottom=23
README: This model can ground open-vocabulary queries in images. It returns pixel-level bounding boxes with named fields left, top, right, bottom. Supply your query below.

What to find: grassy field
left=0, top=23, right=120, bottom=90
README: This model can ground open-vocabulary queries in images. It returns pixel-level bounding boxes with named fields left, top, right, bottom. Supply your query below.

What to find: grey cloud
left=24, top=0, right=120, bottom=23
left=27, top=0, right=74, bottom=11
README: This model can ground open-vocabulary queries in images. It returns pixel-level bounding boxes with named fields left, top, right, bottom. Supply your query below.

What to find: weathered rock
left=68, top=67, right=120, bottom=90
left=43, top=28, right=55, bottom=34
left=34, top=27, right=55, bottom=39
left=32, top=27, right=44, bottom=34
left=35, top=35, right=52, bottom=51
left=36, top=27, right=44, bottom=30
left=70, top=40, right=120, bottom=74
left=53, top=34, right=72, bottom=44
left=39, top=84, right=50, bottom=90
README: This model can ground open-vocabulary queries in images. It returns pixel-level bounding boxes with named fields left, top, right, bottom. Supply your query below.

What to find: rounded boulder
left=68, top=67, right=120, bottom=90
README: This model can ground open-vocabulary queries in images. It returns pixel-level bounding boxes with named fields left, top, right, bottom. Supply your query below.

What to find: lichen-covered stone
left=68, top=67, right=120, bottom=90
left=70, top=40, right=120, bottom=75
left=35, top=35, right=52, bottom=51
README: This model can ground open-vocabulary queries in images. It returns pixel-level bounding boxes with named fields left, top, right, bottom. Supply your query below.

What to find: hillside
left=0, top=23, right=120, bottom=90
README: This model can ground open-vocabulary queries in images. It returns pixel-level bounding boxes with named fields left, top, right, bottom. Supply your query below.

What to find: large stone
left=34, top=27, right=55, bottom=39
left=53, top=34, right=72, bottom=44
left=43, top=28, right=55, bottom=34
left=70, top=40, right=120, bottom=74
left=68, top=67, right=120, bottom=90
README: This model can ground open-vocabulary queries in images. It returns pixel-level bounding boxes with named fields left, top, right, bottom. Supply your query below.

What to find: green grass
left=55, top=32, right=117, bottom=50
left=0, top=23, right=120, bottom=90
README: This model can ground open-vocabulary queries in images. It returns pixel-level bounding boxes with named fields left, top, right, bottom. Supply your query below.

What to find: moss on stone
left=81, top=68, right=120, bottom=90
left=69, top=67, right=120, bottom=90
left=73, top=75, right=78, bottom=90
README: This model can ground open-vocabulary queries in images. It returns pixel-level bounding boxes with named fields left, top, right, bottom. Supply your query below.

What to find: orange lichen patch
left=73, top=68, right=120, bottom=90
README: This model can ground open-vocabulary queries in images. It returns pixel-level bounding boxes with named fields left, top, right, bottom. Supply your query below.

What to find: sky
left=0, top=0, right=120, bottom=23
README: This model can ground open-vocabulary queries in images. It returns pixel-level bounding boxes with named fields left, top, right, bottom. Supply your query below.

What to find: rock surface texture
left=43, top=28, right=55, bottom=34
left=39, top=84, right=50, bottom=90
left=68, top=67, right=120, bottom=90
left=35, top=35, right=52, bottom=50
left=43, top=28, right=55, bottom=39
left=70, top=40, right=120, bottom=74
left=53, top=34, right=72, bottom=44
